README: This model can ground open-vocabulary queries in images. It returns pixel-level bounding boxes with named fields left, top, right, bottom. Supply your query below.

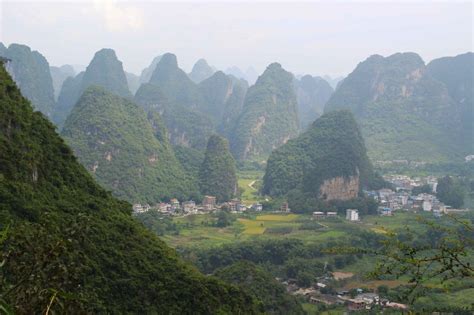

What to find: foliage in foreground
left=0, top=62, right=259, bottom=314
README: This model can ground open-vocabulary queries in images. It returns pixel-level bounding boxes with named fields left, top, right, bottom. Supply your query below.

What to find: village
left=133, top=174, right=468, bottom=220
left=131, top=173, right=471, bottom=313
left=284, top=274, right=409, bottom=312
left=132, top=195, right=264, bottom=216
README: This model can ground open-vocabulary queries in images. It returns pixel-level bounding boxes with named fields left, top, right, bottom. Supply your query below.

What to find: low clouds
left=92, top=0, right=144, bottom=32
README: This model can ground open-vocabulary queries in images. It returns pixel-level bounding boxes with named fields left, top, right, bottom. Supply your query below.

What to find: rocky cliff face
left=319, top=174, right=359, bottom=201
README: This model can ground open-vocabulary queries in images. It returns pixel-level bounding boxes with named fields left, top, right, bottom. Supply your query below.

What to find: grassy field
left=162, top=211, right=426, bottom=250
left=237, top=170, right=264, bottom=204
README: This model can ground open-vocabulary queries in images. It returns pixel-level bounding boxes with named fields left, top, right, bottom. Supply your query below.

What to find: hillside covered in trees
left=263, top=110, right=382, bottom=211
left=0, top=43, right=55, bottom=117
left=62, top=86, right=199, bottom=203
left=230, top=63, right=299, bottom=161
left=53, top=48, right=131, bottom=127
left=0, top=61, right=260, bottom=313
left=199, top=135, right=238, bottom=202
left=324, top=52, right=471, bottom=162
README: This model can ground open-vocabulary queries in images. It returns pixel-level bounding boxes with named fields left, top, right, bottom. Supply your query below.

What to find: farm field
left=161, top=211, right=426, bottom=250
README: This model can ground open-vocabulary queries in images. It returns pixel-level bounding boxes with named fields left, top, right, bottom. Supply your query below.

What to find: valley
left=0, top=3, right=472, bottom=312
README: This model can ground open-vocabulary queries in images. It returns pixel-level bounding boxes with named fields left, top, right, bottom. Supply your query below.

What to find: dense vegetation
left=0, top=43, right=55, bottom=117
left=263, top=110, right=377, bottom=199
left=324, top=52, right=469, bottom=162
left=199, top=135, right=238, bottom=202
left=294, top=75, right=334, bottom=129
left=62, top=86, right=199, bottom=203
left=0, top=63, right=260, bottom=313
left=214, top=261, right=305, bottom=315
left=52, top=49, right=131, bottom=127
left=230, top=63, right=299, bottom=160
left=437, top=176, right=465, bottom=208
left=426, top=52, right=473, bottom=152
left=189, top=58, right=215, bottom=83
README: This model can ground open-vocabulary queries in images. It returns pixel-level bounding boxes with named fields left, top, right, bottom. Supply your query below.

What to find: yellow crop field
left=256, top=214, right=300, bottom=222
left=238, top=218, right=266, bottom=234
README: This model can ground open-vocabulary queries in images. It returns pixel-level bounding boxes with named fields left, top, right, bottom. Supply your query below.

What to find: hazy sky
left=1, top=0, right=472, bottom=77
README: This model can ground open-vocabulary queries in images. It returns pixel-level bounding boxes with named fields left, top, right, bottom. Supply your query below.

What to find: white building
left=183, top=201, right=196, bottom=213
left=422, top=200, right=432, bottom=211
left=346, top=209, right=359, bottom=221
left=132, top=203, right=149, bottom=213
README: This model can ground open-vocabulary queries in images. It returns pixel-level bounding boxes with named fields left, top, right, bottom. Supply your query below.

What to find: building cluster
left=383, top=174, right=438, bottom=192
left=365, top=175, right=463, bottom=217
left=284, top=274, right=408, bottom=312
left=132, top=195, right=263, bottom=216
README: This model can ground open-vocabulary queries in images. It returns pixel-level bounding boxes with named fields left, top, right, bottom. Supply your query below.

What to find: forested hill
left=0, top=61, right=259, bottom=313
left=53, top=48, right=131, bottom=127
left=263, top=110, right=376, bottom=199
left=230, top=63, right=299, bottom=161
left=61, top=86, right=199, bottom=203
left=0, top=43, right=55, bottom=117
left=80, top=48, right=131, bottom=98
left=324, top=52, right=468, bottom=162
left=199, top=135, right=238, bottom=203
left=426, top=52, right=473, bottom=152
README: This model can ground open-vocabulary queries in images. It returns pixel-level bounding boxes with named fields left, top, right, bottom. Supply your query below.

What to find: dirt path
left=248, top=180, right=257, bottom=191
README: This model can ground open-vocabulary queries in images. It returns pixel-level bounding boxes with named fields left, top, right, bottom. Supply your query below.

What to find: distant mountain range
left=325, top=52, right=473, bottom=162
left=2, top=42, right=471, bottom=166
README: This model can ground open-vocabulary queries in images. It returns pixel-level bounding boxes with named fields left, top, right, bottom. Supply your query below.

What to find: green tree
left=199, top=135, right=238, bottom=202
left=437, top=176, right=465, bottom=208
left=0, top=61, right=259, bottom=314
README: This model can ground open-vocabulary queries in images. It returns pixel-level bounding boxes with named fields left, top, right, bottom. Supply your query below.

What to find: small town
left=132, top=174, right=468, bottom=220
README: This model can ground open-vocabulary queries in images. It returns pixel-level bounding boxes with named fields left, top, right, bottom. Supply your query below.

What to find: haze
left=1, top=0, right=472, bottom=77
